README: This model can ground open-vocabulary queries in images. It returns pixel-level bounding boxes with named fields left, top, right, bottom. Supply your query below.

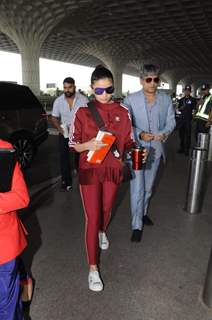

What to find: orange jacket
left=0, top=139, right=30, bottom=264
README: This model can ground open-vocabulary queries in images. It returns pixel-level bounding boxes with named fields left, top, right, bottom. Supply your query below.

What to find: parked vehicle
left=0, top=82, right=48, bottom=168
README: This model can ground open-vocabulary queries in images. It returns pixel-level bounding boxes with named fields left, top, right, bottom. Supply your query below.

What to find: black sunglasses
left=144, top=77, right=160, bottom=84
left=94, top=86, right=114, bottom=95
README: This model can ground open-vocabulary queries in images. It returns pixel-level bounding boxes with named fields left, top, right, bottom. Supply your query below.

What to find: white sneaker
left=99, top=231, right=109, bottom=250
left=88, top=271, right=103, bottom=292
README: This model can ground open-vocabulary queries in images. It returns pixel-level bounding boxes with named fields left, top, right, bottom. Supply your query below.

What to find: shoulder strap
left=87, top=101, right=106, bottom=130
left=87, top=101, right=121, bottom=159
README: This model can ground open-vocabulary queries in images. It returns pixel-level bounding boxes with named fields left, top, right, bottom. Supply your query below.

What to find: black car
left=0, top=82, right=48, bottom=168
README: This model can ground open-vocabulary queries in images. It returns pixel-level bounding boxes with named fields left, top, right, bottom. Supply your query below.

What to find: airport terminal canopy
left=0, top=0, right=212, bottom=94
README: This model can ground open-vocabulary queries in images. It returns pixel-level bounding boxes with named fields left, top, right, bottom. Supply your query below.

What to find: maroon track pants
left=80, top=181, right=119, bottom=265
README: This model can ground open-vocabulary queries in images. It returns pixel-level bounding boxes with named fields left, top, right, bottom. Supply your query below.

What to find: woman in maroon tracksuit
left=69, top=65, right=137, bottom=291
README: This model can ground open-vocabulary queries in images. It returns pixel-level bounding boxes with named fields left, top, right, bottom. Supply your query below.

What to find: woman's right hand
left=86, top=138, right=108, bottom=151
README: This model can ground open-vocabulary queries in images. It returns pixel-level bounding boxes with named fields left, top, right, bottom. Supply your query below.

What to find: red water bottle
left=131, top=147, right=143, bottom=170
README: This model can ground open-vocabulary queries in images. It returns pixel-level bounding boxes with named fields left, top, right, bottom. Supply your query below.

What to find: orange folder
left=87, top=130, right=116, bottom=164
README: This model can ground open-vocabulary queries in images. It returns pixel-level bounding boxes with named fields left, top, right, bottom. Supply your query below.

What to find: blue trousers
left=130, top=157, right=161, bottom=230
left=0, top=258, right=23, bottom=320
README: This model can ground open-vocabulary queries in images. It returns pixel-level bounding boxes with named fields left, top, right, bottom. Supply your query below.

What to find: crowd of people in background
left=174, top=83, right=212, bottom=156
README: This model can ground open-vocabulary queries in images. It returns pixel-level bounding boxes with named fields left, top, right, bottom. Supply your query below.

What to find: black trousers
left=178, top=119, right=191, bottom=152
left=58, top=134, right=79, bottom=186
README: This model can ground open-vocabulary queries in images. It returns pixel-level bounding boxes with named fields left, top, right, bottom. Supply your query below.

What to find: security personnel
left=195, top=83, right=212, bottom=140
left=177, top=84, right=196, bottom=156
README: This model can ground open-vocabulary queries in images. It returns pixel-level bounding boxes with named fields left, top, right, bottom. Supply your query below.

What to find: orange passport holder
left=87, top=130, right=116, bottom=164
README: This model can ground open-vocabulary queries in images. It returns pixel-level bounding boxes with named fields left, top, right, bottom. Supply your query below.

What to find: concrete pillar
left=192, top=84, right=198, bottom=97
left=169, top=79, right=178, bottom=93
left=19, top=44, right=41, bottom=96
left=113, top=67, right=123, bottom=98
left=108, top=62, right=124, bottom=98
left=0, top=18, right=42, bottom=96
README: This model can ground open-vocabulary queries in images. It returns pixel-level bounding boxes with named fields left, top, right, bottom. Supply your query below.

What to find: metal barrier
left=197, top=128, right=212, bottom=308
left=202, top=130, right=212, bottom=307
left=184, top=147, right=208, bottom=214
left=197, top=132, right=209, bottom=151
left=208, top=126, right=212, bottom=161
left=202, top=247, right=212, bottom=308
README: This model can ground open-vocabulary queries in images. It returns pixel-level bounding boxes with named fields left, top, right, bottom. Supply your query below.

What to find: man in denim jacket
left=124, top=64, right=176, bottom=242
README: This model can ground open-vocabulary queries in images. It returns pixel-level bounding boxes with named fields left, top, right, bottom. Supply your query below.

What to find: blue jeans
left=0, top=258, right=23, bottom=320
left=130, top=157, right=161, bottom=230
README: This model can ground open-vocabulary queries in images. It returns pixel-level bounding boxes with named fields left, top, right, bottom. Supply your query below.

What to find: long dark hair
left=91, top=65, right=114, bottom=84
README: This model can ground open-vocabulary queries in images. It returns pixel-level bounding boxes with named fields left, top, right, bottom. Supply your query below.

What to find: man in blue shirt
left=52, top=77, right=88, bottom=191
left=124, top=64, right=176, bottom=242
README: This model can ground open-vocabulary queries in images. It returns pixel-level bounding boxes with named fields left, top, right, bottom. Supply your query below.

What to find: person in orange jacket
left=0, top=138, right=30, bottom=320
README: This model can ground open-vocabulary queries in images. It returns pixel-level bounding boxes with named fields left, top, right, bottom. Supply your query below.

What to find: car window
left=19, top=86, right=43, bottom=110
left=0, top=83, right=43, bottom=110
left=0, top=84, right=17, bottom=110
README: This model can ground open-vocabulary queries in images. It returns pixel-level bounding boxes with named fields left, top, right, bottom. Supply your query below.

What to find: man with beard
left=52, top=77, right=88, bottom=191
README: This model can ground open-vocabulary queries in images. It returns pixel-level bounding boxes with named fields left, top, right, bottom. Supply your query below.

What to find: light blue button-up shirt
left=52, top=92, right=89, bottom=126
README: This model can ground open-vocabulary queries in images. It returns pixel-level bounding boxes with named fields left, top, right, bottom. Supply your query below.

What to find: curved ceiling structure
left=0, top=0, right=212, bottom=87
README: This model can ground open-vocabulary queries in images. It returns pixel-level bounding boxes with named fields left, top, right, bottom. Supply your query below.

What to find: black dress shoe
left=143, top=215, right=154, bottom=226
left=131, top=229, right=143, bottom=242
